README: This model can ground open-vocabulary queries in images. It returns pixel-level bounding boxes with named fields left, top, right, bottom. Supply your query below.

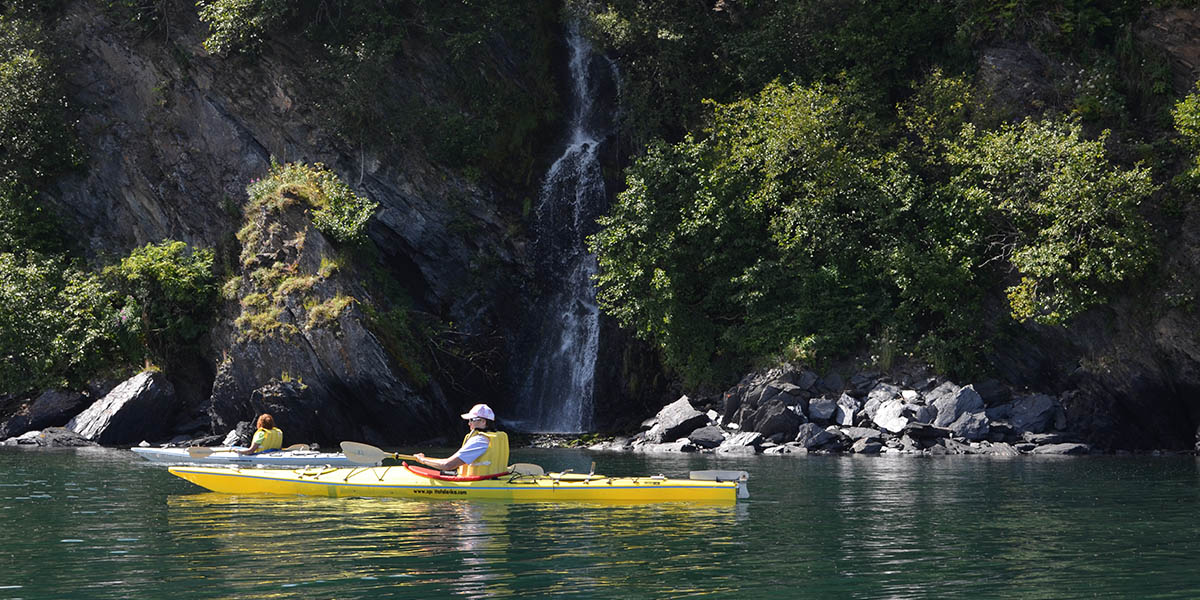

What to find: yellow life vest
left=457, top=430, right=509, bottom=477
left=253, top=427, right=283, bottom=452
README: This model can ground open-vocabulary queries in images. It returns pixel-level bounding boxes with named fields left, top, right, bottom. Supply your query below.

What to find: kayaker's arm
left=412, top=453, right=465, bottom=471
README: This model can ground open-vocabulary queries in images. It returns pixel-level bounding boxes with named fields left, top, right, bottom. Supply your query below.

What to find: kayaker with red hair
left=414, top=404, right=509, bottom=476
left=239, top=413, right=283, bottom=455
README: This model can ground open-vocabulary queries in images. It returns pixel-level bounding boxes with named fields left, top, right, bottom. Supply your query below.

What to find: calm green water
left=1, top=446, right=1198, bottom=599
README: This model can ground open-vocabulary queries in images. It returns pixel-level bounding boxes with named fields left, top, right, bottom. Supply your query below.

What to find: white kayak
left=131, top=446, right=367, bottom=467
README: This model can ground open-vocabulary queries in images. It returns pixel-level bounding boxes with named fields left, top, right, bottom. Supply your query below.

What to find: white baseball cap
left=461, top=403, right=495, bottom=421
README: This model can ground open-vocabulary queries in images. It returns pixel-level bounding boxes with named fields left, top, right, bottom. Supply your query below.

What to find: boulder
left=947, top=410, right=990, bottom=441
left=807, top=397, right=837, bottom=423
left=688, top=426, right=726, bottom=449
left=650, top=396, right=709, bottom=443
left=794, top=423, right=836, bottom=449
left=872, top=399, right=909, bottom=433
left=905, top=403, right=936, bottom=424
left=977, top=441, right=1021, bottom=456
left=867, top=382, right=902, bottom=406
left=762, top=443, right=808, bottom=456
left=588, top=437, right=633, bottom=451
left=1031, top=443, right=1092, bottom=455
left=902, top=422, right=954, bottom=440
left=841, top=427, right=883, bottom=441
left=751, top=401, right=805, bottom=442
left=632, top=439, right=696, bottom=453
left=924, top=381, right=961, bottom=406
left=66, top=372, right=176, bottom=445
left=835, top=393, right=860, bottom=427
left=973, top=379, right=1012, bottom=406
left=0, top=389, right=92, bottom=439
left=718, top=431, right=763, bottom=451
left=1022, top=431, right=1075, bottom=444
left=815, top=372, right=844, bottom=394
left=3, top=427, right=98, bottom=447
left=1010, top=394, right=1058, bottom=433
left=851, top=439, right=883, bottom=454
left=932, top=385, right=984, bottom=428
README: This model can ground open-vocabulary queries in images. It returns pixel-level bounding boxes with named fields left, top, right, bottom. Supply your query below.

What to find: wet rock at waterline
left=2, top=427, right=98, bottom=447
left=600, top=365, right=1125, bottom=456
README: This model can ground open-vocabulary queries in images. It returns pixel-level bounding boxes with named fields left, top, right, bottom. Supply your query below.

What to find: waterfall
left=509, top=21, right=617, bottom=433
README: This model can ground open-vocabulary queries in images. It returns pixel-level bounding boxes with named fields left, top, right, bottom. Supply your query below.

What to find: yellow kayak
left=167, top=463, right=749, bottom=504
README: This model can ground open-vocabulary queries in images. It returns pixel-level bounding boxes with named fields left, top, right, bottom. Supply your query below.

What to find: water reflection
left=164, top=492, right=743, bottom=597
left=6, top=447, right=1200, bottom=598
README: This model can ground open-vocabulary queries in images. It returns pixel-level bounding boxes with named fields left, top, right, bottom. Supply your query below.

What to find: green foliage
left=0, top=252, right=130, bottom=392
left=246, top=160, right=376, bottom=245
left=0, top=15, right=81, bottom=186
left=591, top=82, right=908, bottom=385
left=195, top=0, right=288, bottom=55
left=1173, top=81, right=1200, bottom=179
left=104, top=240, right=217, bottom=364
left=585, top=0, right=961, bottom=143
left=953, top=0, right=1142, bottom=50
left=593, top=78, right=1160, bottom=385
left=197, top=0, right=558, bottom=187
left=0, top=15, right=80, bottom=255
left=945, top=118, right=1157, bottom=324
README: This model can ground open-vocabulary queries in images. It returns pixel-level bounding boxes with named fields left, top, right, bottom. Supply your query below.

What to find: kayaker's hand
left=413, top=453, right=426, bottom=463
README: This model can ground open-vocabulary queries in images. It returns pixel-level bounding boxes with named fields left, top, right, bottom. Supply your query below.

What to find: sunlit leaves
left=104, top=240, right=217, bottom=365
left=946, top=118, right=1156, bottom=324
left=590, top=82, right=910, bottom=385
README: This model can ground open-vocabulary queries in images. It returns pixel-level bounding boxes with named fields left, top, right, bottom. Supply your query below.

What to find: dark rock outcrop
left=0, top=389, right=92, bottom=439
left=3, top=427, right=98, bottom=447
left=66, top=372, right=175, bottom=445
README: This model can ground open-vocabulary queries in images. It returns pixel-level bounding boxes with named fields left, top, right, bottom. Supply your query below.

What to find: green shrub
left=104, top=240, right=217, bottom=364
left=0, top=252, right=130, bottom=393
left=247, top=160, right=378, bottom=245
left=0, top=15, right=80, bottom=255
left=1173, top=80, right=1200, bottom=179
left=590, top=82, right=907, bottom=386
left=945, top=117, right=1157, bottom=324
left=196, top=0, right=289, bottom=55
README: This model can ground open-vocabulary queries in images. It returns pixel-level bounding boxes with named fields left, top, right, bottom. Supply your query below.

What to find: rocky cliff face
left=40, top=2, right=534, bottom=443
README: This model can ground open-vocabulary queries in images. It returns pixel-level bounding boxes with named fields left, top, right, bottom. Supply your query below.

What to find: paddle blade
left=186, top=446, right=219, bottom=458
left=340, top=441, right=389, bottom=465
left=282, top=443, right=310, bottom=452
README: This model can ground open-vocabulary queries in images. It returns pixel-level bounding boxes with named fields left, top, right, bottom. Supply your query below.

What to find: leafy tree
left=195, top=0, right=289, bottom=56
left=0, top=14, right=80, bottom=254
left=584, top=0, right=960, bottom=144
left=1172, top=80, right=1200, bottom=180
left=0, top=252, right=129, bottom=392
left=945, top=117, right=1157, bottom=324
left=105, top=240, right=217, bottom=365
left=591, top=82, right=912, bottom=385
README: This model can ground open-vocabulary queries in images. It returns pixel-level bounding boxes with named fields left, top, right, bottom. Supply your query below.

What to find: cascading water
left=509, top=21, right=618, bottom=433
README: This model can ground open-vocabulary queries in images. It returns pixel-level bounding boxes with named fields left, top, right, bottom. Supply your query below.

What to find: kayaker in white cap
left=413, top=403, right=510, bottom=476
